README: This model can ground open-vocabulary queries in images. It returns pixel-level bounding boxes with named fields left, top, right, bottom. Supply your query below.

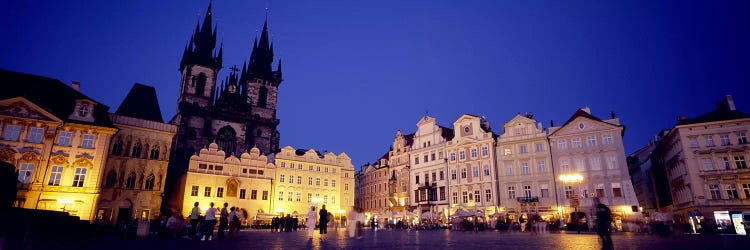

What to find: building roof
left=439, top=125, right=455, bottom=140
left=677, top=104, right=750, bottom=125
left=549, top=108, right=623, bottom=137
left=115, top=83, right=164, bottom=123
left=0, top=69, right=114, bottom=127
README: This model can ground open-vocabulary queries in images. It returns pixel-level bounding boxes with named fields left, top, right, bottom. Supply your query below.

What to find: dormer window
left=69, top=99, right=96, bottom=122
left=78, top=104, right=90, bottom=117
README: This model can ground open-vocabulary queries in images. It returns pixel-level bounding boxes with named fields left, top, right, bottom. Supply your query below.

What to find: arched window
left=150, top=146, right=160, bottom=160
left=112, top=140, right=123, bottom=155
left=144, top=174, right=155, bottom=190
left=131, top=143, right=142, bottom=158
left=195, top=73, right=207, bottom=97
left=143, top=144, right=149, bottom=158
left=217, top=126, right=237, bottom=156
left=126, top=172, right=136, bottom=189
left=105, top=170, right=117, bottom=188
left=258, top=86, right=268, bottom=108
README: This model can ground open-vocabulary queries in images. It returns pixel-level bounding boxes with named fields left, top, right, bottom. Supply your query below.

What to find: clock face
left=464, top=126, right=470, bottom=133
left=228, top=85, right=236, bottom=93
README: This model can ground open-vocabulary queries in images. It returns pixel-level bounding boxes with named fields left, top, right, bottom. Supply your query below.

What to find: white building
left=409, top=116, right=454, bottom=222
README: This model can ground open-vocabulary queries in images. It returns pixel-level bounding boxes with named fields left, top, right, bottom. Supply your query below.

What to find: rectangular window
left=324, top=179, right=328, bottom=187
left=459, top=151, right=466, bottom=160
left=725, top=184, right=739, bottom=199
left=720, top=135, right=730, bottom=146
left=742, top=184, right=750, bottom=198
left=251, top=190, right=258, bottom=200
left=483, top=165, right=490, bottom=176
left=204, top=187, right=212, bottom=197
left=279, top=191, right=284, bottom=201
left=297, top=176, right=302, bottom=184
left=607, top=156, right=617, bottom=170
left=540, top=184, right=549, bottom=198
left=28, top=127, right=44, bottom=143
left=461, top=168, right=467, bottom=179
left=572, top=138, right=582, bottom=148
left=191, top=186, right=199, bottom=196
left=506, top=165, right=513, bottom=176
left=603, top=134, right=614, bottom=145
left=72, top=167, right=87, bottom=187
left=425, top=173, right=429, bottom=184
left=521, top=163, right=529, bottom=175
left=345, top=183, right=349, bottom=191
left=308, top=177, right=313, bottom=185
left=308, top=193, right=312, bottom=202
left=719, top=157, right=731, bottom=169
left=240, top=189, right=246, bottom=199
left=575, top=159, right=585, bottom=171
left=595, top=184, right=605, bottom=198
left=288, top=192, right=293, bottom=201
left=415, top=175, right=420, bottom=184
left=439, top=187, right=446, bottom=201
left=558, top=140, right=567, bottom=149
left=424, top=155, right=429, bottom=163
left=612, top=183, right=622, bottom=197
left=332, top=195, right=336, bottom=204
left=471, top=149, right=477, bottom=158
left=451, top=170, right=457, bottom=180
left=472, top=167, right=479, bottom=177
left=705, top=136, right=715, bottom=147
left=564, top=186, right=573, bottom=198
left=504, top=148, right=512, bottom=155
left=462, top=191, right=468, bottom=203
left=535, top=143, right=544, bottom=152
left=48, top=166, right=63, bottom=186
left=738, top=132, right=748, bottom=144
left=735, top=156, right=748, bottom=169
left=507, top=186, right=516, bottom=199
left=296, top=192, right=301, bottom=202
left=560, top=159, right=570, bottom=172
left=431, top=153, right=436, bottom=161
left=332, top=179, right=336, bottom=188
left=280, top=174, right=285, bottom=183
left=289, top=175, right=294, bottom=183
left=474, top=190, right=481, bottom=203
left=414, top=157, right=419, bottom=165
left=3, top=124, right=21, bottom=141
left=81, top=134, right=95, bottom=148
left=450, top=153, right=456, bottom=161
left=709, top=184, right=721, bottom=199
left=485, top=189, right=492, bottom=202
left=537, top=161, right=546, bottom=173
left=316, top=178, right=320, bottom=186
left=58, top=131, right=72, bottom=146
left=590, top=157, right=601, bottom=171
left=216, top=187, right=224, bottom=198
left=523, top=185, right=532, bottom=198
left=519, top=145, right=528, bottom=154
left=18, top=163, right=34, bottom=184
left=482, top=146, right=489, bottom=156
left=689, top=137, right=699, bottom=148
left=587, top=136, right=597, bottom=146
left=703, top=158, right=714, bottom=171
left=415, top=190, right=420, bottom=202
left=452, top=192, right=458, bottom=204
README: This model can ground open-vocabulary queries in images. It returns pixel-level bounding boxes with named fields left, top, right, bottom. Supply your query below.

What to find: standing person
left=346, top=207, right=359, bottom=238
left=218, top=203, right=229, bottom=239
left=202, top=202, right=217, bottom=241
left=306, top=206, right=318, bottom=240
left=594, top=197, right=614, bottom=250
left=519, top=215, right=527, bottom=232
left=189, top=202, right=201, bottom=239
left=319, top=205, right=329, bottom=240
left=229, top=207, right=240, bottom=239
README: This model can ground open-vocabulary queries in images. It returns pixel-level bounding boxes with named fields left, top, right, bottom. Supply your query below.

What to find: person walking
left=189, top=202, right=201, bottom=239
left=594, top=197, right=614, bottom=250
left=319, top=205, right=329, bottom=240
left=218, top=203, right=229, bottom=239
left=306, top=206, right=318, bottom=240
left=202, top=202, right=217, bottom=241
left=519, top=215, right=527, bottom=232
left=228, top=207, right=241, bottom=239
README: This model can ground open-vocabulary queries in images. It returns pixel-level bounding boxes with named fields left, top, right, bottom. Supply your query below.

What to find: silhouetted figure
left=594, top=197, right=613, bottom=250
left=319, top=205, right=329, bottom=240
left=0, top=161, right=16, bottom=210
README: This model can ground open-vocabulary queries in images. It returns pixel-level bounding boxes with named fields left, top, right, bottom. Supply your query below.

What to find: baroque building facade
left=548, top=108, right=638, bottom=225
left=496, top=114, right=556, bottom=220
left=409, top=116, right=453, bottom=221
left=649, top=95, right=750, bottom=234
left=445, top=114, right=498, bottom=219
left=2, top=69, right=117, bottom=221
left=273, top=146, right=355, bottom=220
left=385, top=130, right=412, bottom=212
left=357, top=163, right=390, bottom=215
left=96, top=84, right=176, bottom=224
left=166, top=3, right=283, bottom=206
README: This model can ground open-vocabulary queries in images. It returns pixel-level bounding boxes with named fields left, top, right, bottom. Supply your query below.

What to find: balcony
left=517, top=196, right=539, bottom=203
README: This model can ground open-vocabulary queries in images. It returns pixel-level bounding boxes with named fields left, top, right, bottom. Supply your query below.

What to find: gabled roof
left=0, top=69, right=114, bottom=127
left=115, top=83, right=164, bottom=123
left=549, top=109, right=623, bottom=137
left=677, top=105, right=750, bottom=125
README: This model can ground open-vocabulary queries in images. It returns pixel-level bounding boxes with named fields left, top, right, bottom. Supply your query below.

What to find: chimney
left=550, top=120, right=555, bottom=127
left=610, top=111, right=616, bottom=119
left=71, top=81, right=81, bottom=91
left=724, top=95, right=736, bottom=111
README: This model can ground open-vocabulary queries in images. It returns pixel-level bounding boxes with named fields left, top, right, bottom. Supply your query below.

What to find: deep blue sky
left=2, top=0, right=748, bottom=168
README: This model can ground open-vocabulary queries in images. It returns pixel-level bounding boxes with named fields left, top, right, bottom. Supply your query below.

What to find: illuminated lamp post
left=558, top=174, right=584, bottom=230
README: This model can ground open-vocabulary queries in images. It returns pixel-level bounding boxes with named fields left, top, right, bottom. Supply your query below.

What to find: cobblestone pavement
left=39, top=229, right=750, bottom=250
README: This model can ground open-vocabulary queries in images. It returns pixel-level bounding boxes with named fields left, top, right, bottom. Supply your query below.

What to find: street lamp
left=558, top=174, right=584, bottom=230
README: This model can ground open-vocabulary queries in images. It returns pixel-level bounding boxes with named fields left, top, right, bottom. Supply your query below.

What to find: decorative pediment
left=72, top=157, right=93, bottom=168
left=50, top=155, right=69, bottom=166
left=0, top=97, right=62, bottom=123
left=0, top=148, right=16, bottom=163
left=19, top=152, right=40, bottom=162
left=550, top=116, right=619, bottom=137
left=75, top=152, right=95, bottom=159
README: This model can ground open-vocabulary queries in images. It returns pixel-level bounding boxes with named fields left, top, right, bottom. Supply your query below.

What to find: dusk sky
left=2, top=0, right=748, bottom=168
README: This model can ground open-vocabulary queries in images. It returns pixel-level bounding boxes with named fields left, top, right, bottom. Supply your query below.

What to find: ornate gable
left=0, top=97, right=62, bottom=123
left=551, top=116, right=619, bottom=137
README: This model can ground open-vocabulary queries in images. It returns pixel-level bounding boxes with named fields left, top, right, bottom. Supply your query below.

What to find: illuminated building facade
left=273, top=146, right=355, bottom=218
left=409, top=116, right=453, bottom=221
left=2, top=70, right=117, bottom=221
left=96, top=83, right=177, bottom=224
left=170, top=143, right=275, bottom=218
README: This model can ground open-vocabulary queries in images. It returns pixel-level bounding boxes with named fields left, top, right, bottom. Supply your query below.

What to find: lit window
left=483, top=165, right=490, bottom=176
left=519, top=145, right=528, bottom=154
left=720, top=135, right=730, bottom=146
left=48, top=166, right=63, bottom=186
left=280, top=175, right=285, bottom=183
left=190, top=186, right=199, bottom=196
left=316, top=178, right=320, bottom=186
left=3, top=124, right=21, bottom=141
left=217, top=187, right=224, bottom=198
left=481, top=146, right=488, bottom=156
left=18, top=163, right=34, bottom=184
left=72, top=167, right=87, bottom=187
left=81, top=134, right=95, bottom=148
left=461, top=168, right=467, bottom=179
left=296, top=192, right=301, bottom=202
left=471, top=149, right=477, bottom=158
left=507, top=186, right=516, bottom=199
left=521, top=163, right=529, bottom=175
left=204, top=186, right=211, bottom=197
left=28, top=127, right=44, bottom=143
left=308, top=177, right=313, bottom=185
left=459, top=151, right=465, bottom=160
left=587, top=136, right=597, bottom=146
left=472, top=167, right=479, bottom=177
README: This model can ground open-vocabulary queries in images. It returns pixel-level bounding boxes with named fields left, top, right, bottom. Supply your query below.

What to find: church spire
left=246, top=17, right=280, bottom=84
left=179, top=1, right=222, bottom=71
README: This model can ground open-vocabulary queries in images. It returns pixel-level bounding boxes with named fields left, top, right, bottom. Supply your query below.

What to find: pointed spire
left=216, top=41, right=223, bottom=68
left=179, top=1, right=221, bottom=70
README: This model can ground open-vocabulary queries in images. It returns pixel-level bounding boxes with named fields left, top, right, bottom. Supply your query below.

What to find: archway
left=216, top=126, right=237, bottom=156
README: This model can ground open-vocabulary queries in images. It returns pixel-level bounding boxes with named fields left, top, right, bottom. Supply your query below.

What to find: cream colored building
left=650, top=95, right=750, bottom=234
left=445, top=114, right=498, bottom=218
left=548, top=108, right=638, bottom=221
left=385, top=130, right=412, bottom=212
left=171, top=143, right=275, bottom=218
left=273, top=146, right=355, bottom=218
left=3, top=70, right=117, bottom=221
left=409, top=116, right=454, bottom=221
left=96, top=83, right=176, bottom=223
left=496, top=114, right=556, bottom=219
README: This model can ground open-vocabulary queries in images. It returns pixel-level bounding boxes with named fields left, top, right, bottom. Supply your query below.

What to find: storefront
left=713, top=210, right=746, bottom=235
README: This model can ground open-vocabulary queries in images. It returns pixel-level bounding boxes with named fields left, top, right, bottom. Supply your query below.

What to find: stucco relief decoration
left=50, top=155, right=69, bottom=167
left=1, top=102, right=46, bottom=120
left=73, top=157, right=94, bottom=168
left=19, top=152, right=40, bottom=162
left=76, top=153, right=95, bottom=159
left=0, top=148, right=16, bottom=163
left=226, top=178, right=239, bottom=197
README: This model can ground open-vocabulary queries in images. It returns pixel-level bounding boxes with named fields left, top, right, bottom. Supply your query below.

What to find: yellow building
left=273, top=146, right=355, bottom=220
left=96, top=83, right=177, bottom=224
left=171, top=143, right=275, bottom=219
left=2, top=70, right=117, bottom=221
